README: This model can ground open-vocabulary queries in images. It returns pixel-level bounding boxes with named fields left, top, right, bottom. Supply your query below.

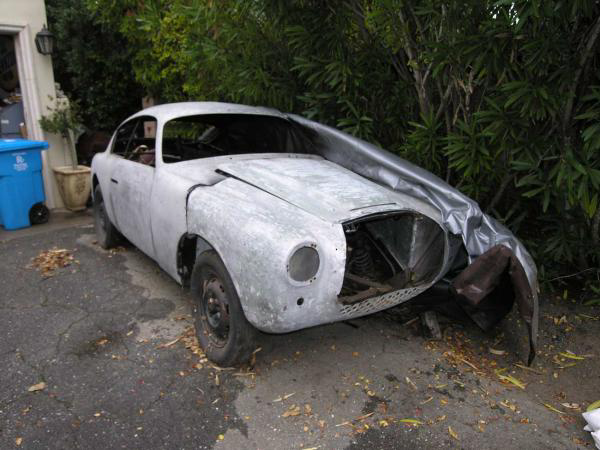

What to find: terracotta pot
left=52, top=165, right=92, bottom=211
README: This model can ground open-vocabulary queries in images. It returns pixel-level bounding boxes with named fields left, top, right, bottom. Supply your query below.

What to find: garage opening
left=338, top=212, right=445, bottom=304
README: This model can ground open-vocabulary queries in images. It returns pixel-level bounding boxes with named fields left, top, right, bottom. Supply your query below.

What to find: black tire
left=29, top=202, right=49, bottom=225
left=191, top=251, right=257, bottom=366
left=93, top=185, right=121, bottom=249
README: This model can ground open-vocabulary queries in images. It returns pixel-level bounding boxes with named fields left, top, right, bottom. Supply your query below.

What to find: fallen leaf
left=94, top=412, right=102, bottom=417
left=495, top=369, right=526, bottom=389
left=553, top=315, right=567, bottom=325
left=379, top=419, right=389, bottom=427
left=459, top=357, right=481, bottom=372
left=405, top=376, right=417, bottom=390
left=156, top=336, right=181, bottom=349
left=448, top=426, right=459, bottom=440
left=15, top=437, right=23, bottom=446
left=421, top=396, right=433, bottom=404
left=514, top=363, right=544, bottom=375
left=543, top=403, right=565, bottom=414
left=399, top=419, right=423, bottom=425
left=560, top=403, right=580, bottom=410
left=587, top=399, right=600, bottom=412
left=355, top=412, right=374, bottom=421
left=489, top=348, right=506, bottom=356
left=282, top=405, right=301, bottom=418
left=28, top=248, right=75, bottom=277
left=273, top=392, right=295, bottom=402
left=249, top=346, right=262, bottom=366
left=27, top=382, right=46, bottom=392
left=217, top=434, right=224, bottom=440
left=580, top=314, right=599, bottom=320
left=96, top=338, right=108, bottom=346
left=500, top=401, right=517, bottom=412
left=335, top=421, right=351, bottom=427
left=304, top=404, right=312, bottom=415
left=559, top=351, right=585, bottom=360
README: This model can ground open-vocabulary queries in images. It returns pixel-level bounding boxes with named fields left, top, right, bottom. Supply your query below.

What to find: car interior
left=112, top=116, right=157, bottom=166
left=161, top=114, right=314, bottom=163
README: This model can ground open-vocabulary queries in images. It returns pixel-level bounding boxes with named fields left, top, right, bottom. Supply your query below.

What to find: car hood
left=216, top=156, right=439, bottom=223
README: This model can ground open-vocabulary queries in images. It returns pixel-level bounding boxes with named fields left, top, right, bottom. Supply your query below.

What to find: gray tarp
left=290, top=115, right=539, bottom=363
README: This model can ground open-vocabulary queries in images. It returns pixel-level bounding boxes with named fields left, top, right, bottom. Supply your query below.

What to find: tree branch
left=563, top=14, right=600, bottom=132
left=593, top=207, right=600, bottom=248
left=486, top=173, right=514, bottom=213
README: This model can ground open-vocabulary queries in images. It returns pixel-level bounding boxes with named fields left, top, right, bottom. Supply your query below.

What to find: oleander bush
left=79, top=0, right=600, bottom=285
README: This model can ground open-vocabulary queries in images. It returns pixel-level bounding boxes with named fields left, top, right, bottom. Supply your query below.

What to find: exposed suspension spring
left=350, top=236, right=375, bottom=279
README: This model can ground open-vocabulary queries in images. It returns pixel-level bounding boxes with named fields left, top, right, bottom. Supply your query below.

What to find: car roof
left=129, top=101, right=288, bottom=123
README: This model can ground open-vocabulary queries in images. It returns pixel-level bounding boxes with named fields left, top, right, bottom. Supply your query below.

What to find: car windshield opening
left=161, top=114, right=314, bottom=163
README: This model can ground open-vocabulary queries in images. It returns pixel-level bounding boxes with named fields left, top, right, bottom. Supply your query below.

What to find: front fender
left=186, top=178, right=347, bottom=333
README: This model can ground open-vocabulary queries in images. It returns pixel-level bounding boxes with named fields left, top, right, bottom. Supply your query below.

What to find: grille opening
left=338, top=212, right=445, bottom=305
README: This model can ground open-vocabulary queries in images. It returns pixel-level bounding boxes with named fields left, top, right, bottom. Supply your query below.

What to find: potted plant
left=39, top=98, right=91, bottom=211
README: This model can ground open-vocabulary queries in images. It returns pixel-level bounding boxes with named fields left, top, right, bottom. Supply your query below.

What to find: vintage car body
left=92, top=102, right=538, bottom=365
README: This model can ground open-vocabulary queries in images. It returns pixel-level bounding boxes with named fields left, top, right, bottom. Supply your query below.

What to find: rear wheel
left=191, top=251, right=257, bottom=366
left=93, top=185, right=121, bottom=249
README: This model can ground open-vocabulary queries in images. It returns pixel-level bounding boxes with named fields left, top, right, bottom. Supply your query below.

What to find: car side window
left=112, top=119, right=138, bottom=156
left=112, top=116, right=157, bottom=167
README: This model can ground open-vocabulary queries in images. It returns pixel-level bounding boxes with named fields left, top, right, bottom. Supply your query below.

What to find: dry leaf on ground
left=495, top=369, right=526, bottom=389
left=28, top=248, right=74, bottom=277
left=27, top=382, right=46, bottom=392
left=282, top=405, right=301, bottom=418
left=399, top=418, right=423, bottom=425
left=448, top=426, right=459, bottom=440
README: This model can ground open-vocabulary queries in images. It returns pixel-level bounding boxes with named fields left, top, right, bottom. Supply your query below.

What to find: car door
left=109, top=116, right=157, bottom=258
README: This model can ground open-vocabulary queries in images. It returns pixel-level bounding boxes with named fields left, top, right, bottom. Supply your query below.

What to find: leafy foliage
left=83, top=0, right=600, bottom=281
left=38, top=98, right=82, bottom=168
left=46, top=0, right=144, bottom=131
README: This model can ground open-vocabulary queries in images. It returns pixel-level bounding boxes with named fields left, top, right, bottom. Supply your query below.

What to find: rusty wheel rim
left=201, top=276, right=230, bottom=346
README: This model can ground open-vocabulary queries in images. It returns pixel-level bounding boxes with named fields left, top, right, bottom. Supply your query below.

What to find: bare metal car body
left=92, top=102, right=538, bottom=362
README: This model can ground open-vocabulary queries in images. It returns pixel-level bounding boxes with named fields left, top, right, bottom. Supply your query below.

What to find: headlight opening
left=288, top=246, right=320, bottom=282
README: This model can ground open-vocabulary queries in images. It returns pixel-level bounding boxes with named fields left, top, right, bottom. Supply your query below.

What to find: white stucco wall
left=1, top=0, right=71, bottom=208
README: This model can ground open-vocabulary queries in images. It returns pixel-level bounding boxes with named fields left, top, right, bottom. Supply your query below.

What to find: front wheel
left=191, top=251, right=257, bottom=366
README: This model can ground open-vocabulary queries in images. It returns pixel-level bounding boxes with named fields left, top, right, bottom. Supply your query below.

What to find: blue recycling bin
left=0, top=139, right=50, bottom=230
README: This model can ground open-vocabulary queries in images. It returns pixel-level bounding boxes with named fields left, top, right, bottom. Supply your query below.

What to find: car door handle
left=110, top=178, right=119, bottom=184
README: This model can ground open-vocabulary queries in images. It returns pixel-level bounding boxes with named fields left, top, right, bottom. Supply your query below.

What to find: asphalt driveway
left=0, top=222, right=598, bottom=449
